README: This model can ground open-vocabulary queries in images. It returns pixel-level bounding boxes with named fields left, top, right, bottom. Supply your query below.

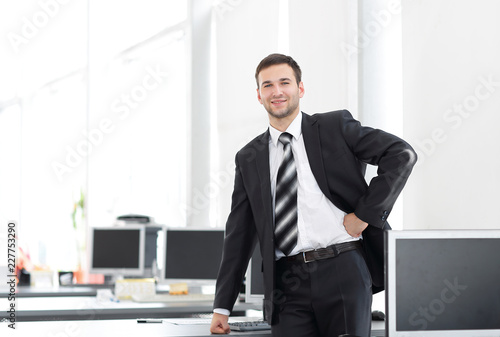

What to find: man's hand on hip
left=210, top=312, right=230, bottom=334
left=343, top=213, right=368, bottom=238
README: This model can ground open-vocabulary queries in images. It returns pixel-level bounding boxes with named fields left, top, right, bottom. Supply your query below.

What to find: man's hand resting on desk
left=210, top=313, right=230, bottom=334
left=343, top=213, right=368, bottom=238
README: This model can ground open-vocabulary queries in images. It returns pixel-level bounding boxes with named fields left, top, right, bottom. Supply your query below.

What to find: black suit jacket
left=214, top=110, right=417, bottom=324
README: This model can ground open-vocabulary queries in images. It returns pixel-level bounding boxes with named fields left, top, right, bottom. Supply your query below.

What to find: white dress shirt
left=269, top=112, right=359, bottom=259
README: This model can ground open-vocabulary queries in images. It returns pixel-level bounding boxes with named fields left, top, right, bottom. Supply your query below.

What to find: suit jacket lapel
left=301, top=112, right=333, bottom=201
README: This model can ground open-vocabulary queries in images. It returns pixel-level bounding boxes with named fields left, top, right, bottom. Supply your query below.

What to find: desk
left=0, top=319, right=384, bottom=337
left=0, top=318, right=271, bottom=337
left=0, top=318, right=385, bottom=337
left=0, top=296, right=260, bottom=321
left=0, top=285, right=112, bottom=297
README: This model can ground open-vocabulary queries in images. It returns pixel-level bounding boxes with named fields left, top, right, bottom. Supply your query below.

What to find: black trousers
left=271, top=248, right=372, bottom=337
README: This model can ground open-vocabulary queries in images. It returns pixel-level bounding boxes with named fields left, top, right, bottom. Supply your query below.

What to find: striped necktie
left=274, top=132, right=298, bottom=256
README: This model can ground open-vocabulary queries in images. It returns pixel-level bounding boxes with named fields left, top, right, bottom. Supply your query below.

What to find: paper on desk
left=164, top=318, right=212, bottom=325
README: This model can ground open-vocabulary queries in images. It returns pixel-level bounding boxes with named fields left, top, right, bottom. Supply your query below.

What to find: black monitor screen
left=395, top=238, right=500, bottom=331
left=249, top=241, right=265, bottom=296
left=163, top=229, right=224, bottom=280
left=92, top=228, right=142, bottom=269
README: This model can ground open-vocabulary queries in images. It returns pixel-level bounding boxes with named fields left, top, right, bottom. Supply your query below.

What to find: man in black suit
left=210, top=54, right=417, bottom=337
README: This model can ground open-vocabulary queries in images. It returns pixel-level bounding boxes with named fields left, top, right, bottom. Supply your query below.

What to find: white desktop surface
left=3, top=296, right=171, bottom=310
left=0, top=285, right=105, bottom=297
left=0, top=318, right=271, bottom=337
left=1, top=318, right=385, bottom=337
left=0, top=296, right=260, bottom=321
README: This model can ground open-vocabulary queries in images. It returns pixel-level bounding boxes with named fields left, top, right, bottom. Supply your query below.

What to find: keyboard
left=131, top=293, right=215, bottom=303
left=229, top=321, right=271, bottom=331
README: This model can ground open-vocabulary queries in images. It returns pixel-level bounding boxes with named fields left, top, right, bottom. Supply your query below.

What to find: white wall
left=288, top=0, right=353, bottom=114
left=212, top=0, right=279, bottom=228
left=358, top=0, right=405, bottom=229
left=402, top=0, right=500, bottom=229
left=213, top=0, right=354, bottom=227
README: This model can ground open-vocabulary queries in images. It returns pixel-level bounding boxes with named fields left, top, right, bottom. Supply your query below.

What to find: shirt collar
left=269, top=112, right=302, bottom=147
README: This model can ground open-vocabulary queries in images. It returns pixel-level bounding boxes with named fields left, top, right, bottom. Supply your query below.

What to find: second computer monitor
left=161, top=227, right=225, bottom=285
left=245, top=241, right=265, bottom=303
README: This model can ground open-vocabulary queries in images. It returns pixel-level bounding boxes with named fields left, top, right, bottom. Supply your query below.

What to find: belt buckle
left=302, top=251, right=313, bottom=263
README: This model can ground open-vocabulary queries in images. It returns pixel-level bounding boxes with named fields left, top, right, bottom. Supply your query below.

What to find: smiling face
left=256, top=63, right=305, bottom=129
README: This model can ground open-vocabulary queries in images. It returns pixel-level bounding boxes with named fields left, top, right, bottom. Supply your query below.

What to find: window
left=0, top=1, right=188, bottom=273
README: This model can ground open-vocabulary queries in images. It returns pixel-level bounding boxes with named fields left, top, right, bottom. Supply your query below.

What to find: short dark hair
left=255, top=53, right=302, bottom=88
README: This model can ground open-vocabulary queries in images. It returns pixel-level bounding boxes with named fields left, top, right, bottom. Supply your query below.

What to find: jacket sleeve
left=339, top=110, right=417, bottom=228
left=213, top=153, right=257, bottom=312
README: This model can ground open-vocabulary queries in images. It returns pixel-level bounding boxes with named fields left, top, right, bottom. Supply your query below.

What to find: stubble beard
left=265, top=98, right=299, bottom=120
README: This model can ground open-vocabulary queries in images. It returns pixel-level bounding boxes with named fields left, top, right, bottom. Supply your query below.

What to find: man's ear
left=257, top=88, right=263, bottom=104
left=299, top=81, right=305, bottom=98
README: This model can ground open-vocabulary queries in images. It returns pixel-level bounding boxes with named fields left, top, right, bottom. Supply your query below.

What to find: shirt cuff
left=213, top=308, right=231, bottom=316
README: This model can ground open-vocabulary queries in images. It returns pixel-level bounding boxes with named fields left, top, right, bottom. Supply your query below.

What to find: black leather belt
left=281, top=240, right=362, bottom=263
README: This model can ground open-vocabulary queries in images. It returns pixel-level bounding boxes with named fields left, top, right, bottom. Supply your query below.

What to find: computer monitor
left=385, top=230, right=500, bottom=336
left=89, top=226, right=145, bottom=278
left=161, top=227, right=224, bottom=285
left=245, top=241, right=265, bottom=303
